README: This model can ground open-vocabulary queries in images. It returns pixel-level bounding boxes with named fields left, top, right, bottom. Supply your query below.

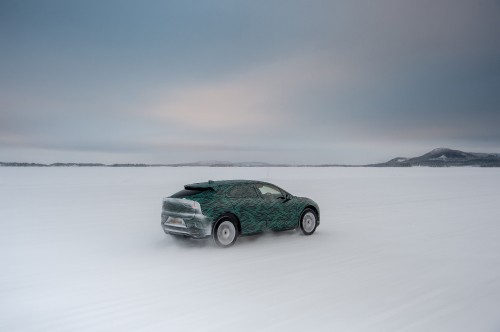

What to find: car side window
left=227, top=185, right=258, bottom=198
left=256, top=184, right=282, bottom=198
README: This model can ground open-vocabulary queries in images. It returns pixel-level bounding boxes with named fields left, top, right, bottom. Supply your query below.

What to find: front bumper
left=161, top=212, right=213, bottom=238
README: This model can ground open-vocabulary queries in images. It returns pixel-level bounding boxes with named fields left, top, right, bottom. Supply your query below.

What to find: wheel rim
left=302, top=212, right=316, bottom=233
left=217, top=220, right=236, bottom=246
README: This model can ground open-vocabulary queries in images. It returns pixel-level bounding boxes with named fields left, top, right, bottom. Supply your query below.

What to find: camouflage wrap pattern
left=162, top=180, right=320, bottom=238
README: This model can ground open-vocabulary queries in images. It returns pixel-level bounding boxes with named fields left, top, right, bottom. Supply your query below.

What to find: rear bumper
left=161, top=212, right=213, bottom=239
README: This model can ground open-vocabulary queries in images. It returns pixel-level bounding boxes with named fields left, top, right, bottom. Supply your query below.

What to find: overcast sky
left=1, top=0, right=499, bottom=164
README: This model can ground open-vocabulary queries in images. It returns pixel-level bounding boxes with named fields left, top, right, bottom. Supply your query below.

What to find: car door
left=254, top=183, right=296, bottom=231
left=227, top=185, right=266, bottom=235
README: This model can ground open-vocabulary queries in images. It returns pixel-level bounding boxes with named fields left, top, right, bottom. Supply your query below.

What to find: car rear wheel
left=213, top=217, right=238, bottom=247
left=300, top=208, right=318, bottom=235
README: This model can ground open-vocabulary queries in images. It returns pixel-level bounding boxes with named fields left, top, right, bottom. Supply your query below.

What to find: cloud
left=146, top=52, right=354, bottom=133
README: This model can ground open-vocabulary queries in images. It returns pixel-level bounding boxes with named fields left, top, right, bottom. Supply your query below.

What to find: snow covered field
left=1, top=167, right=500, bottom=332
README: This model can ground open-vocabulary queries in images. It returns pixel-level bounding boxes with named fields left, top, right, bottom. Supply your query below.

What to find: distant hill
left=165, top=160, right=274, bottom=167
left=2, top=148, right=499, bottom=167
left=0, top=161, right=275, bottom=167
left=0, top=162, right=48, bottom=167
left=370, top=148, right=500, bottom=167
left=0, top=162, right=105, bottom=167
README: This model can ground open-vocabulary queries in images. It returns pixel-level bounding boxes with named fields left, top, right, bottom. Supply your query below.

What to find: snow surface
left=1, top=167, right=500, bottom=332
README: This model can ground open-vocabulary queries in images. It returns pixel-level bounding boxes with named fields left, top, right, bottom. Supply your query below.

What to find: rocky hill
left=370, top=148, right=500, bottom=167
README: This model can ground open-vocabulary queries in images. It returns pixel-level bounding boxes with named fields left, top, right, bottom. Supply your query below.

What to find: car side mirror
left=279, top=194, right=291, bottom=201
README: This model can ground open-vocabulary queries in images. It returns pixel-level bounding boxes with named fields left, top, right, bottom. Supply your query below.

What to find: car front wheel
left=213, top=217, right=238, bottom=247
left=300, top=209, right=318, bottom=235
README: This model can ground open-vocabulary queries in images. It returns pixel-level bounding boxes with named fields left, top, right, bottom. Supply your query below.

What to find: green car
left=161, top=180, right=320, bottom=247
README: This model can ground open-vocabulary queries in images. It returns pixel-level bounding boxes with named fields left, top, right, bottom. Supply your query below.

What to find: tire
left=300, top=208, right=318, bottom=235
left=213, top=216, right=238, bottom=247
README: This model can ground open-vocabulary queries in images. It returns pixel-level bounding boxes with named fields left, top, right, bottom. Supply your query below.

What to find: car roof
left=185, top=179, right=273, bottom=190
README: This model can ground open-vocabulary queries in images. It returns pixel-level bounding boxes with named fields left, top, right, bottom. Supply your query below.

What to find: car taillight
left=192, top=201, right=201, bottom=212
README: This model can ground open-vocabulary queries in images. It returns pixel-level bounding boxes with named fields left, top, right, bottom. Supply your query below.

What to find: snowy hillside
left=373, top=148, right=500, bottom=167
left=1, top=167, right=500, bottom=331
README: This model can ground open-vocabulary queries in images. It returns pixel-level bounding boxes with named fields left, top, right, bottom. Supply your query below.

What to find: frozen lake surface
left=1, top=167, right=500, bottom=331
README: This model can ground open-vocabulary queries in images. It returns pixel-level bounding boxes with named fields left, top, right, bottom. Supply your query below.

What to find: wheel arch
left=299, top=205, right=320, bottom=227
left=306, top=205, right=319, bottom=220
left=214, top=212, right=241, bottom=235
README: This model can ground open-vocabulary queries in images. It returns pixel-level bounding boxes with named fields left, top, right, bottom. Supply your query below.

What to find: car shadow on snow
left=159, top=229, right=309, bottom=249
left=237, top=229, right=300, bottom=246
left=163, top=234, right=214, bottom=248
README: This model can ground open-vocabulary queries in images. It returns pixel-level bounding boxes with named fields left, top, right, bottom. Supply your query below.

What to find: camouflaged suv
left=161, top=180, right=320, bottom=247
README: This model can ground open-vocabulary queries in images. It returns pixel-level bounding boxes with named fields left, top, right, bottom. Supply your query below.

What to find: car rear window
left=170, top=189, right=206, bottom=198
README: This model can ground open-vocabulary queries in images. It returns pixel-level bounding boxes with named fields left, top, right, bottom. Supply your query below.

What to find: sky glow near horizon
left=1, top=0, right=499, bottom=164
